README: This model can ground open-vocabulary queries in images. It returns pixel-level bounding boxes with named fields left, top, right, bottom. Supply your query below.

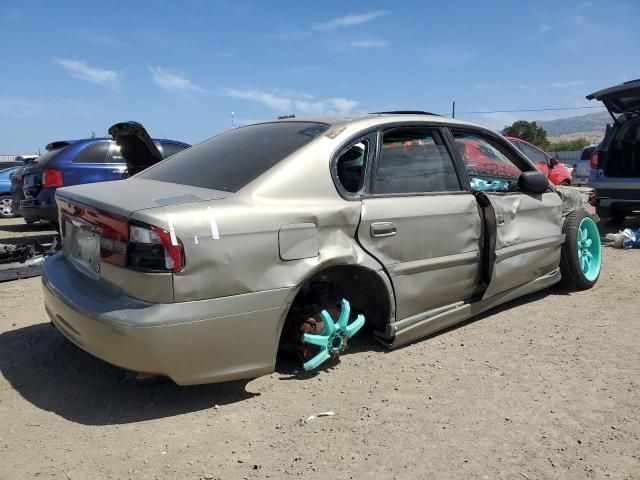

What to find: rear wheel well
left=280, top=265, right=392, bottom=347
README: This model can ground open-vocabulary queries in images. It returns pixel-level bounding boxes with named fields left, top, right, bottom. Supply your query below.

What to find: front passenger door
left=451, top=131, right=563, bottom=299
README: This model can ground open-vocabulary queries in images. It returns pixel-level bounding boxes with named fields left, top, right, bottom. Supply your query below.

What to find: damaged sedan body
left=42, top=113, right=601, bottom=385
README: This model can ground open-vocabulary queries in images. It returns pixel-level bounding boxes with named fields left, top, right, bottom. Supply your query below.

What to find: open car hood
left=586, top=79, right=640, bottom=116
left=108, top=121, right=163, bottom=175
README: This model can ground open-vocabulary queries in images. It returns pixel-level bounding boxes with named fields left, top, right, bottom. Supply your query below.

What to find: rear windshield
left=33, top=147, right=69, bottom=165
left=139, top=122, right=329, bottom=192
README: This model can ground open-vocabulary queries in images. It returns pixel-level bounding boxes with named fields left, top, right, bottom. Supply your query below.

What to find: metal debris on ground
left=307, top=411, right=336, bottom=421
left=0, top=237, right=60, bottom=282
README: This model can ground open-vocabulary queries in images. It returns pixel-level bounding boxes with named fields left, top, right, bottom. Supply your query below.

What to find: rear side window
left=160, top=143, right=188, bottom=159
left=140, top=122, right=329, bottom=192
left=336, top=140, right=368, bottom=194
left=32, top=148, right=68, bottom=165
left=373, top=128, right=460, bottom=194
left=72, top=142, right=110, bottom=164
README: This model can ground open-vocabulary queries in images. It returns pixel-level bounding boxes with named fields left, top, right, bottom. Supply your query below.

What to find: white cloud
left=538, top=24, right=552, bottom=33
left=348, top=39, right=388, bottom=49
left=313, top=11, right=387, bottom=31
left=226, top=89, right=292, bottom=111
left=54, top=58, right=119, bottom=88
left=552, top=80, right=587, bottom=88
left=226, top=88, right=359, bottom=115
left=148, top=67, right=207, bottom=94
left=424, top=46, right=475, bottom=67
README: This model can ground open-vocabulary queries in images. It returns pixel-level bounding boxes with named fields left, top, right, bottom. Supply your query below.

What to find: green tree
left=502, top=120, right=548, bottom=148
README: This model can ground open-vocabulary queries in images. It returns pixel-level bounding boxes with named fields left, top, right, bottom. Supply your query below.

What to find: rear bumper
left=42, top=252, right=293, bottom=385
left=20, top=198, right=58, bottom=223
left=592, top=187, right=640, bottom=211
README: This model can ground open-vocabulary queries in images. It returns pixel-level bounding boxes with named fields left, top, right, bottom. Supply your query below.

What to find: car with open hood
left=42, top=113, right=601, bottom=385
left=586, top=79, right=640, bottom=225
left=19, top=122, right=189, bottom=225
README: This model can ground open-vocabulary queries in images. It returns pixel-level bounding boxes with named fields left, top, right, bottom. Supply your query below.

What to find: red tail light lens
left=589, top=150, right=599, bottom=169
left=127, top=224, right=184, bottom=272
left=42, top=169, right=64, bottom=187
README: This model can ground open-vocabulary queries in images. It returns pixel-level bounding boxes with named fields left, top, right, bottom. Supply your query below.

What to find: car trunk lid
left=587, top=80, right=640, bottom=117
left=55, top=178, right=229, bottom=218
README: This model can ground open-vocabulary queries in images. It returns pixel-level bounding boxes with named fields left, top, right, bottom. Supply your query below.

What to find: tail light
left=60, top=199, right=184, bottom=273
left=127, top=223, right=184, bottom=272
left=42, top=169, right=64, bottom=187
left=589, top=150, right=599, bottom=169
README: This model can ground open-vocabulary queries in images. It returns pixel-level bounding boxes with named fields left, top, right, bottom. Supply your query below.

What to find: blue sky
left=1, top=0, right=638, bottom=152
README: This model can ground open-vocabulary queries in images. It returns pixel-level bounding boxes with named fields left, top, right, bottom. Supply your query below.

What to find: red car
left=506, top=137, right=573, bottom=185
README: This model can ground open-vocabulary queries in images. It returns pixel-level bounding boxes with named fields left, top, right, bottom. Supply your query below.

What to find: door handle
left=371, top=222, right=397, bottom=237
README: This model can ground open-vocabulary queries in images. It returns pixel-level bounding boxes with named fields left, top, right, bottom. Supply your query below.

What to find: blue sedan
left=0, top=166, right=20, bottom=218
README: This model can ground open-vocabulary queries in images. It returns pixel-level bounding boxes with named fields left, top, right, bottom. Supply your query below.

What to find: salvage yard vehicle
left=42, top=113, right=601, bottom=385
left=507, top=136, right=573, bottom=186
left=20, top=123, right=190, bottom=225
left=0, top=166, right=20, bottom=218
left=586, top=79, right=640, bottom=226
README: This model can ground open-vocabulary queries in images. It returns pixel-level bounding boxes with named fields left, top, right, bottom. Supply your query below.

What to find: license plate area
left=23, top=175, right=36, bottom=188
left=64, top=220, right=101, bottom=276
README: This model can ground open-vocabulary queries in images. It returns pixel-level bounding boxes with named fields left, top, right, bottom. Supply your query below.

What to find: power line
left=457, top=105, right=606, bottom=115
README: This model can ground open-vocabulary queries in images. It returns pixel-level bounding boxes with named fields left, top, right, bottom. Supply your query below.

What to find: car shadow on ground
left=0, top=222, right=55, bottom=234
left=275, top=331, right=385, bottom=381
left=0, top=322, right=258, bottom=426
left=598, top=215, right=640, bottom=238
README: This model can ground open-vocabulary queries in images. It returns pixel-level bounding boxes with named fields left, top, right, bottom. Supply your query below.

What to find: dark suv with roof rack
left=586, top=79, right=640, bottom=225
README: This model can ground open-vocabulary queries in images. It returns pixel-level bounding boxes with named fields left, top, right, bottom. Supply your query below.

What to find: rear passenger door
left=357, top=126, right=483, bottom=321
left=451, top=130, right=563, bottom=298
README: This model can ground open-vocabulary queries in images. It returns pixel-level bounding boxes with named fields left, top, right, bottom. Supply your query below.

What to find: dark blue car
left=20, top=122, right=190, bottom=225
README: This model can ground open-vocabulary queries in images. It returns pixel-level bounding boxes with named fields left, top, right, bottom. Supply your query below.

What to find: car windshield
left=139, top=122, right=329, bottom=192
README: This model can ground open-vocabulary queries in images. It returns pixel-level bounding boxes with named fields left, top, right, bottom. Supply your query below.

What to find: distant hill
left=536, top=111, right=610, bottom=137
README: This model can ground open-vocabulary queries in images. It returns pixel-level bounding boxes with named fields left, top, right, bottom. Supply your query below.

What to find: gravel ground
left=0, top=216, right=639, bottom=480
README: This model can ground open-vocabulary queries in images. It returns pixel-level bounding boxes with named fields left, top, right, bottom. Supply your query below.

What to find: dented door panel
left=482, top=191, right=563, bottom=298
left=358, top=193, right=482, bottom=320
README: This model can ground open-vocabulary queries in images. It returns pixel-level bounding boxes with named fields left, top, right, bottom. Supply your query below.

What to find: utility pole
left=452, top=101, right=456, bottom=118
left=230, top=111, right=235, bottom=129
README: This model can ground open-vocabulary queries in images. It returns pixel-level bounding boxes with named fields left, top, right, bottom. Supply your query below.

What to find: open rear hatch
left=108, top=121, right=163, bottom=176
left=587, top=79, right=640, bottom=119
left=588, top=80, right=640, bottom=178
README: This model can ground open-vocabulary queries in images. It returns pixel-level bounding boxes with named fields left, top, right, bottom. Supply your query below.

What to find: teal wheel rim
left=576, top=217, right=601, bottom=281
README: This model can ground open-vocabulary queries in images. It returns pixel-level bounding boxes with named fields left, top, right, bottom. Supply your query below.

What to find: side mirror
left=518, top=171, right=549, bottom=194
left=548, top=156, right=558, bottom=168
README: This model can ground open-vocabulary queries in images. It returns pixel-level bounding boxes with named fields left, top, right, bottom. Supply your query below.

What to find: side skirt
left=377, top=268, right=561, bottom=349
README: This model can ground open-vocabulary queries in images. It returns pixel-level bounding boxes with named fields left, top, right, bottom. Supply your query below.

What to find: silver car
left=43, top=113, right=601, bottom=385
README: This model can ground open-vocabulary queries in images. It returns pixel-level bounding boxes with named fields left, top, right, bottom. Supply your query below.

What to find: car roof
left=265, top=112, right=486, bottom=132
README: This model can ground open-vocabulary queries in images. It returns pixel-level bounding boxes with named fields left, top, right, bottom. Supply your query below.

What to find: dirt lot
left=1, top=216, right=639, bottom=480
